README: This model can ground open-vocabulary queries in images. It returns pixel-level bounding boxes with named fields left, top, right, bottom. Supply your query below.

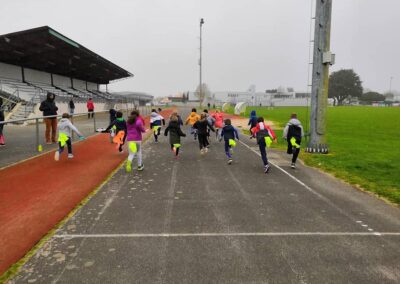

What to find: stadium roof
left=0, top=26, right=132, bottom=84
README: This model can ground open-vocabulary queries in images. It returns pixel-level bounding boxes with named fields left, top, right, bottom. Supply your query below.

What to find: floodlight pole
left=308, top=0, right=333, bottom=154
left=199, top=18, right=204, bottom=107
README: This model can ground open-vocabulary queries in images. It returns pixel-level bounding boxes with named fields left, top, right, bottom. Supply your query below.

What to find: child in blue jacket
left=220, top=119, right=239, bottom=164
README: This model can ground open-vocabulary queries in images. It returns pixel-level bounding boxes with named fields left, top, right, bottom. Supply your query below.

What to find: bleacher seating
left=0, top=78, right=46, bottom=102
left=27, top=82, right=70, bottom=98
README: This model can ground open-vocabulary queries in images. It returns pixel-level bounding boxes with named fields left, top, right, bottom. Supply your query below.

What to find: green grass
left=232, top=106, right=400, bottom=205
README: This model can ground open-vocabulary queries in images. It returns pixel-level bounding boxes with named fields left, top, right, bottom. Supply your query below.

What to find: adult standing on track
left=68, top=98, right=75, bottom=116
left=39, top=92, right=58, bottom=144
left=87, top=98, right=94, bottom=119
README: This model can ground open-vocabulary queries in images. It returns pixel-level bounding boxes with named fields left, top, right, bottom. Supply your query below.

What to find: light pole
left=199, top=18, right=204, bottom=107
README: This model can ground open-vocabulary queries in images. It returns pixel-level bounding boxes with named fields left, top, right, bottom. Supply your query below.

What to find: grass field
left=233, top=106, right=400, bottom=205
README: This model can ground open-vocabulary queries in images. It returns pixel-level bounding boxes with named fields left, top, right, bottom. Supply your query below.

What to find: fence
left=0, top=105, right=152, bottom=153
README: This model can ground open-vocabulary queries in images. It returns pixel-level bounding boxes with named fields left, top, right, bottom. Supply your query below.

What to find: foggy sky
left=1, top=0, right=399, bottom=97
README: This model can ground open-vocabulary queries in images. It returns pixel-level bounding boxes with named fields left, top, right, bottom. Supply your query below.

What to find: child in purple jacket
left=126, top=110, right=146, bottom=172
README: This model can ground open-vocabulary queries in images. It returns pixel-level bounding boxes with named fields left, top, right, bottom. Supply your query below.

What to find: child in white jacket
left=55, top=113, right=84, bottom=161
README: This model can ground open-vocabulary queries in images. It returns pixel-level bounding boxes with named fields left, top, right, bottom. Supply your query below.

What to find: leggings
left=128, top=141, right=142, bottom=166
left=58, top=137, right=72, bottom=154
left=171, top=144, right=180, bottom=156
left=198, top=134, right=208, bottom=150
left=224, top=140, right=232, bottom=158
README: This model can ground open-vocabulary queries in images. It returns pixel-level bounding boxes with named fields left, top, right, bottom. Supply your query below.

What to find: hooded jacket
left=283, top=118, right=304, bottom=140
left=185, top=112, right=200, bottom=126
left=251, top=122, right=276, bottom=144
left=126, top=118, right=146, bottom=141
left=221, top=124, right=239, bottom=141
left=58, top=118, right=82, bottom=137
left=105, top=117, right=127, bottom=133
left=248, top=110, right=257, bottom=128
left=164, top=120, right=186, bottom=144
left=150, top=112, right=165, bottom=126
left=87, top=100, right=94, bottom=111
left=212, top=112, right=224, bottom=128
left=193, top=118, right=215, bottom=135
left=39, top=93, right=58, bottom=117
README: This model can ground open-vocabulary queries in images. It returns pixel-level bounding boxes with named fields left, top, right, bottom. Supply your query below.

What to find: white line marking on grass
left=54, top=232, right=400, bottom=238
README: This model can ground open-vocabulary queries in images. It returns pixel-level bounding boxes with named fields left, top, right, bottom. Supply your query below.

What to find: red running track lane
left=0, top=109, right=173, bottom=276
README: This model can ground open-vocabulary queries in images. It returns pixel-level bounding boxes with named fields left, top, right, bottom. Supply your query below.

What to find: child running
left=54, top=113, right=84, bottom=161
left=204, top=109, right=215, bottom=147
left=251, top=117, right=277, bottom=173
left=212, top=109, right=224, bottom=140
left=283, top=113, right=304, bottom=169
left=150, top=109, right=165, bottom=143
left=248, top=110, right=258, bottom=137
left=185, top=108, right=200, bottom=140
left=103, top=111, right=127, bottom=152
left=193, top=113, right=215, bottom=154
left=126, top=110, right=146, bottom=172
left=220, top=119, right=239, bottom=165
left=164, top=113, right=186, bottom=159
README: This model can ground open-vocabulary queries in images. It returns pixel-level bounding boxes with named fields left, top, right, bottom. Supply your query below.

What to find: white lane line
left=54, top=232, right=400, bottom=238
left=237, top=140, right=369, bottom=225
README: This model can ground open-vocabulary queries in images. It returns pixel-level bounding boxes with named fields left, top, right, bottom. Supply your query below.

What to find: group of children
left=52, top=107, right=304, bottom=174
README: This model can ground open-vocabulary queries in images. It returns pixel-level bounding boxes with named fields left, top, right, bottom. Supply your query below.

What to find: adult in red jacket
left=87, top=98, right=95, bottom=119
left=251, top=117, right=277, bottom=173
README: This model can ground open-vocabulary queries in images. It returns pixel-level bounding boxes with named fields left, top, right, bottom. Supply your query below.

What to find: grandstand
left=0, top=26, right=153, bottom=121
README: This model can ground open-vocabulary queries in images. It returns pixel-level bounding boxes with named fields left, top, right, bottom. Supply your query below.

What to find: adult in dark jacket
left=193, top=113, right=215, bottom=153
left=0, top=98, right=5, bottom=146
left=164, top=114, right=186, bottom=158
left=39, top=93, right=58, bottom=144
left=69, top=99, right=75, bottom=116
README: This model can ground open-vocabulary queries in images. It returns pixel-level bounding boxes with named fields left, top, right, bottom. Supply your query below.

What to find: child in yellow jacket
left=185, top=108, right=200, bottom=140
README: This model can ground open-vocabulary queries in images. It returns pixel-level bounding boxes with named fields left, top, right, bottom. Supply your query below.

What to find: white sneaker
left=54, top=151, right=60, bottom=161
left=68, top=154, right=74, bottom=159
left=200, top=149, right=205, bottom=155
left=204, top=147, right=209, bottom=153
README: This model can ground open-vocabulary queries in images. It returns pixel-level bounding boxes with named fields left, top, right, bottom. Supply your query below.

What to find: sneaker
left=68, top=154, right=74, bottom=159
left=0, top=143, right=5, bottom=147
left=137, top=164, right=144, bottom=171
left=174, top=155, right=180, bottom=160
left=126, top=160, right=132, bottom=173
left=54, top=151, right=60, bottom=161
left=204, top=147, right=209, bottom=153
left=46, top=142, right=52, bottom=145
left=264, top=164, right=270, bottom=174
left=227, top=158, right=233, bottom=165
left=200, top=149, right=205, bottom=155
left=291, top=163, right=296, bottom=169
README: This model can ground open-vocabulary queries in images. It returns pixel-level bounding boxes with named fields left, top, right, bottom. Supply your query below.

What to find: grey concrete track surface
left=10, top=109, right=400, bottom=283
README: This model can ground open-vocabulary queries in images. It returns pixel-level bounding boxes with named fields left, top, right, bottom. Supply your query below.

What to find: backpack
left=256, top=129, right=271, bottom=144
left=288, top=124, right=302, bottom=139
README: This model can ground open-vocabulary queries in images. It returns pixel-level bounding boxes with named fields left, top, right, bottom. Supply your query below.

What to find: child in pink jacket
left=126, top=110, right=146, bottom=172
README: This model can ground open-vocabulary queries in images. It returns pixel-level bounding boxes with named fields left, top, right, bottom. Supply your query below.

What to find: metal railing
left=0, top=105, right=153, bottom=152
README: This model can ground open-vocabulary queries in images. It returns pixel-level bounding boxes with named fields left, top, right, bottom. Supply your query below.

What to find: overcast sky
left=1, top=0, right=399, bottom=96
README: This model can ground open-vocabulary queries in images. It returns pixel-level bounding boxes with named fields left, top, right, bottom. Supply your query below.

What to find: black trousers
left=198, top=134, right=208, bottom=150
left=287, top=138, right=301, bottom=163
left=88, top=110, right=94, bottom=118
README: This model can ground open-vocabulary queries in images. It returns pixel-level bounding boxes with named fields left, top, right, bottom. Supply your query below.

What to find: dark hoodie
left=221, top=125, right=239, bottom=141
left=39, top=93, right=58, bottom=117
left=248, top=110, right=257, bottom=128
left=193, top=118, right=215, bottom=135
left=164, top=120, right=186, bottom=144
